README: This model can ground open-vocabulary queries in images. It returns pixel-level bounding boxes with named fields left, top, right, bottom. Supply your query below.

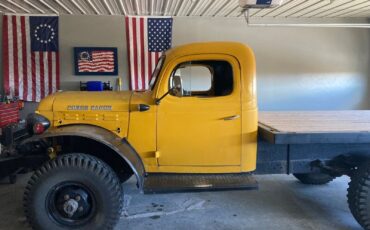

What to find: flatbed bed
left=258, top=111, right=370, bottom=144
left=256, top=111, right=370, bottom=175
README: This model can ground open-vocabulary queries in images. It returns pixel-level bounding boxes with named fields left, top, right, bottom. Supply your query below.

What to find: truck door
left=157, top=54, right=242, bottom=167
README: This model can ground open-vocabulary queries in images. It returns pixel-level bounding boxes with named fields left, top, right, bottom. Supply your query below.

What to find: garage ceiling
left=0, top=0, right=369, bottom=18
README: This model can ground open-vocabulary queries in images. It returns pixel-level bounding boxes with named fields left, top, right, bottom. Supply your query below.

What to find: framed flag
left=74, top=47, right=118, bottom=75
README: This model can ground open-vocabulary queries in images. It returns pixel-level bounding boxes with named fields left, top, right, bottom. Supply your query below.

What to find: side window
left=169, top=60, right=233, bottom=97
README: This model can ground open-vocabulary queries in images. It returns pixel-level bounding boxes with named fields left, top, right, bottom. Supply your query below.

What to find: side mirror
left=171, top=75, right=183, bottom=97
left=155, top=75, right=183, bottom=105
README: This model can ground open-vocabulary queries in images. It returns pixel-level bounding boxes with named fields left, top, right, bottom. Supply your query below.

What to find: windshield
left=149, top=56, right=165, bottom=90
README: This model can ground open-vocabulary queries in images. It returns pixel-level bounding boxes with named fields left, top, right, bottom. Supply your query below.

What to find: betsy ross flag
left=77, top=50, right=115, bottom=73
left=2, top=15, right=59, bottom=102
left=125, top=16, right=173, bottom=91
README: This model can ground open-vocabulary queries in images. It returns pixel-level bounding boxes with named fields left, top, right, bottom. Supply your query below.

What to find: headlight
left=26, top=113, right=50, bottom=135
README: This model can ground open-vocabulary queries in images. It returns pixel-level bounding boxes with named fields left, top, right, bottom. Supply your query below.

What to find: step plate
left=143, top=173, right=258, bottom=194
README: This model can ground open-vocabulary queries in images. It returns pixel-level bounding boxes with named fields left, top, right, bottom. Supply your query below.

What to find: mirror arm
left=155, top=89, right=172, bottom=105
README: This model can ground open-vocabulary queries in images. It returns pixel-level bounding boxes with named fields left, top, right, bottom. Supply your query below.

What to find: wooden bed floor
left=259, top=111, right=370, bottom=133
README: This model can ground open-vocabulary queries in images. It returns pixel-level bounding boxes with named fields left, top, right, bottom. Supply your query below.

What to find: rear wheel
left=293, top=173, right=335, bottom=185
left=348, top=161, right=370, bottom=230
left=23, top=153, right=122, bottom=230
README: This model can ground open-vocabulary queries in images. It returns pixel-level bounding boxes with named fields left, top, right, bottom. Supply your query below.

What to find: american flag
left=125, top=16, right=173, bottom=91
left=2, top=15, right=59, bottom=102
left=77, top=50, right=115, bottom=73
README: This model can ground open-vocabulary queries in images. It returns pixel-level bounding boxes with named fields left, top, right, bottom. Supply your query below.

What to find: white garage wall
left=172, top=17, right=370, bottom=111
left=0, top=14, right=370, bottom=116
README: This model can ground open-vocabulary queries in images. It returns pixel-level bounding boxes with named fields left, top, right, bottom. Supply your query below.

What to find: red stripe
left=155, top=52, right=159, bottom=63
left=91, top=57, right=114, bottom=61
left=31, top=52, right=36, bottom=101
left=132, top=17, right=138, bottom=91
left=79, top=67, right=114, bottom=70
left=56, top=52, right=60, bottom=90
left=12, top=16, right=19, bottom=97
left=78, top=66, right=114, bottom=69
left=48, top=52, right=52, bottom=95
left=79, top=61, right=114, bottom=65
left=140, top=18, right=145, bottom=90
left=3, top=16, right=9, bottom=95
left=92, top=53, right=114, bottom=56
left=125, top=17, right=132, bottom=90
left=21, top=16, right=28, bottom=101
left=92, top=51, right=114, bottom=54
left=39, top=52, right=45, bottom=99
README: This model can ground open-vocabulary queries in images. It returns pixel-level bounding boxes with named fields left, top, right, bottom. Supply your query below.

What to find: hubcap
left=47, top=182, right=96, bottom=226
left=63, top=199, right=79, bottom=217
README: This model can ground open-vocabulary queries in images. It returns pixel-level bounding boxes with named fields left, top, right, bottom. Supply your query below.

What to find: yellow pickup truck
left=2, top=42, right=370, bottom=230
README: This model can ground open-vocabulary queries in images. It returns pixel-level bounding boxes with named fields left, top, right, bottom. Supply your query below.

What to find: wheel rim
left=46, top=182, right=97, bottom=227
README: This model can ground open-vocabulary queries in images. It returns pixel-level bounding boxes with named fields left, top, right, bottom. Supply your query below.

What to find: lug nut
left=64, top=195, right=70, bottom=200
left=78, top=207, right=84, bottom=212
left=75, top=196, right=81, bottom=201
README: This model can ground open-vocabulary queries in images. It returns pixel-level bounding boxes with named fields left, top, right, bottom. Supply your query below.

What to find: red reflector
left=33, top=123, right=45, bottom=134
left=18, top=101, right=24, bottom=110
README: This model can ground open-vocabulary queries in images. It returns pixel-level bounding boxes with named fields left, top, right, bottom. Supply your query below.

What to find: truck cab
left=128, top=42, right=258, bottom=173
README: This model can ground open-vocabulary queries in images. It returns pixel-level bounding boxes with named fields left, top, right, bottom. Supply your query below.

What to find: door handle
left=223, top=115, right=240, bottom=121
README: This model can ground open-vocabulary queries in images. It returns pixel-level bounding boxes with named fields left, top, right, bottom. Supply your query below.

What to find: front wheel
left=293, top=173, right=335, bottom=185
left=23, top=153, right=123, bottom=230
left=348, top=161, right=370, bottom=230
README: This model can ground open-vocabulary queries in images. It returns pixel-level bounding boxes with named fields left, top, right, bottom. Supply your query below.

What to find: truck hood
left=38, top=91, right=133, bottom=112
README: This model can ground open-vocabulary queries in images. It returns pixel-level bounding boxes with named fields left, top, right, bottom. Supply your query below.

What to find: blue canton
left=30, top=16, right=59, bottom=52
left=148, top=18, right=173, bottom=52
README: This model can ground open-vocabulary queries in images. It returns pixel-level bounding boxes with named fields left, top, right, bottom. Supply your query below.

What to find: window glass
left=149, top=56, right=165, bottom=90
left=169, top=60, right=233, bottom=97
left=174, top=65, right=212, bottom=92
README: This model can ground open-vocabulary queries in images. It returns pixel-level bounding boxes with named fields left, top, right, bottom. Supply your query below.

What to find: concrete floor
left=0, top=174, right=362, bottom=230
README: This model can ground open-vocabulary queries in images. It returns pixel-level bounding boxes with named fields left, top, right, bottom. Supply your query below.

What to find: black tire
left=348, top=161, right=370, bottom=230
left=293, top=173, right=335, bottom=185
left=23, top=153, right=123, bottom=230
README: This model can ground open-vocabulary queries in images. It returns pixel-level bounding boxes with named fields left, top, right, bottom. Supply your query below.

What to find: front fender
left=23, top=125, right=145, bottom=189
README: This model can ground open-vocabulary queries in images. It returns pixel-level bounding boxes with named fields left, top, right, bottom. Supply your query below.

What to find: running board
left=143, top=173, right=258, bottom=194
